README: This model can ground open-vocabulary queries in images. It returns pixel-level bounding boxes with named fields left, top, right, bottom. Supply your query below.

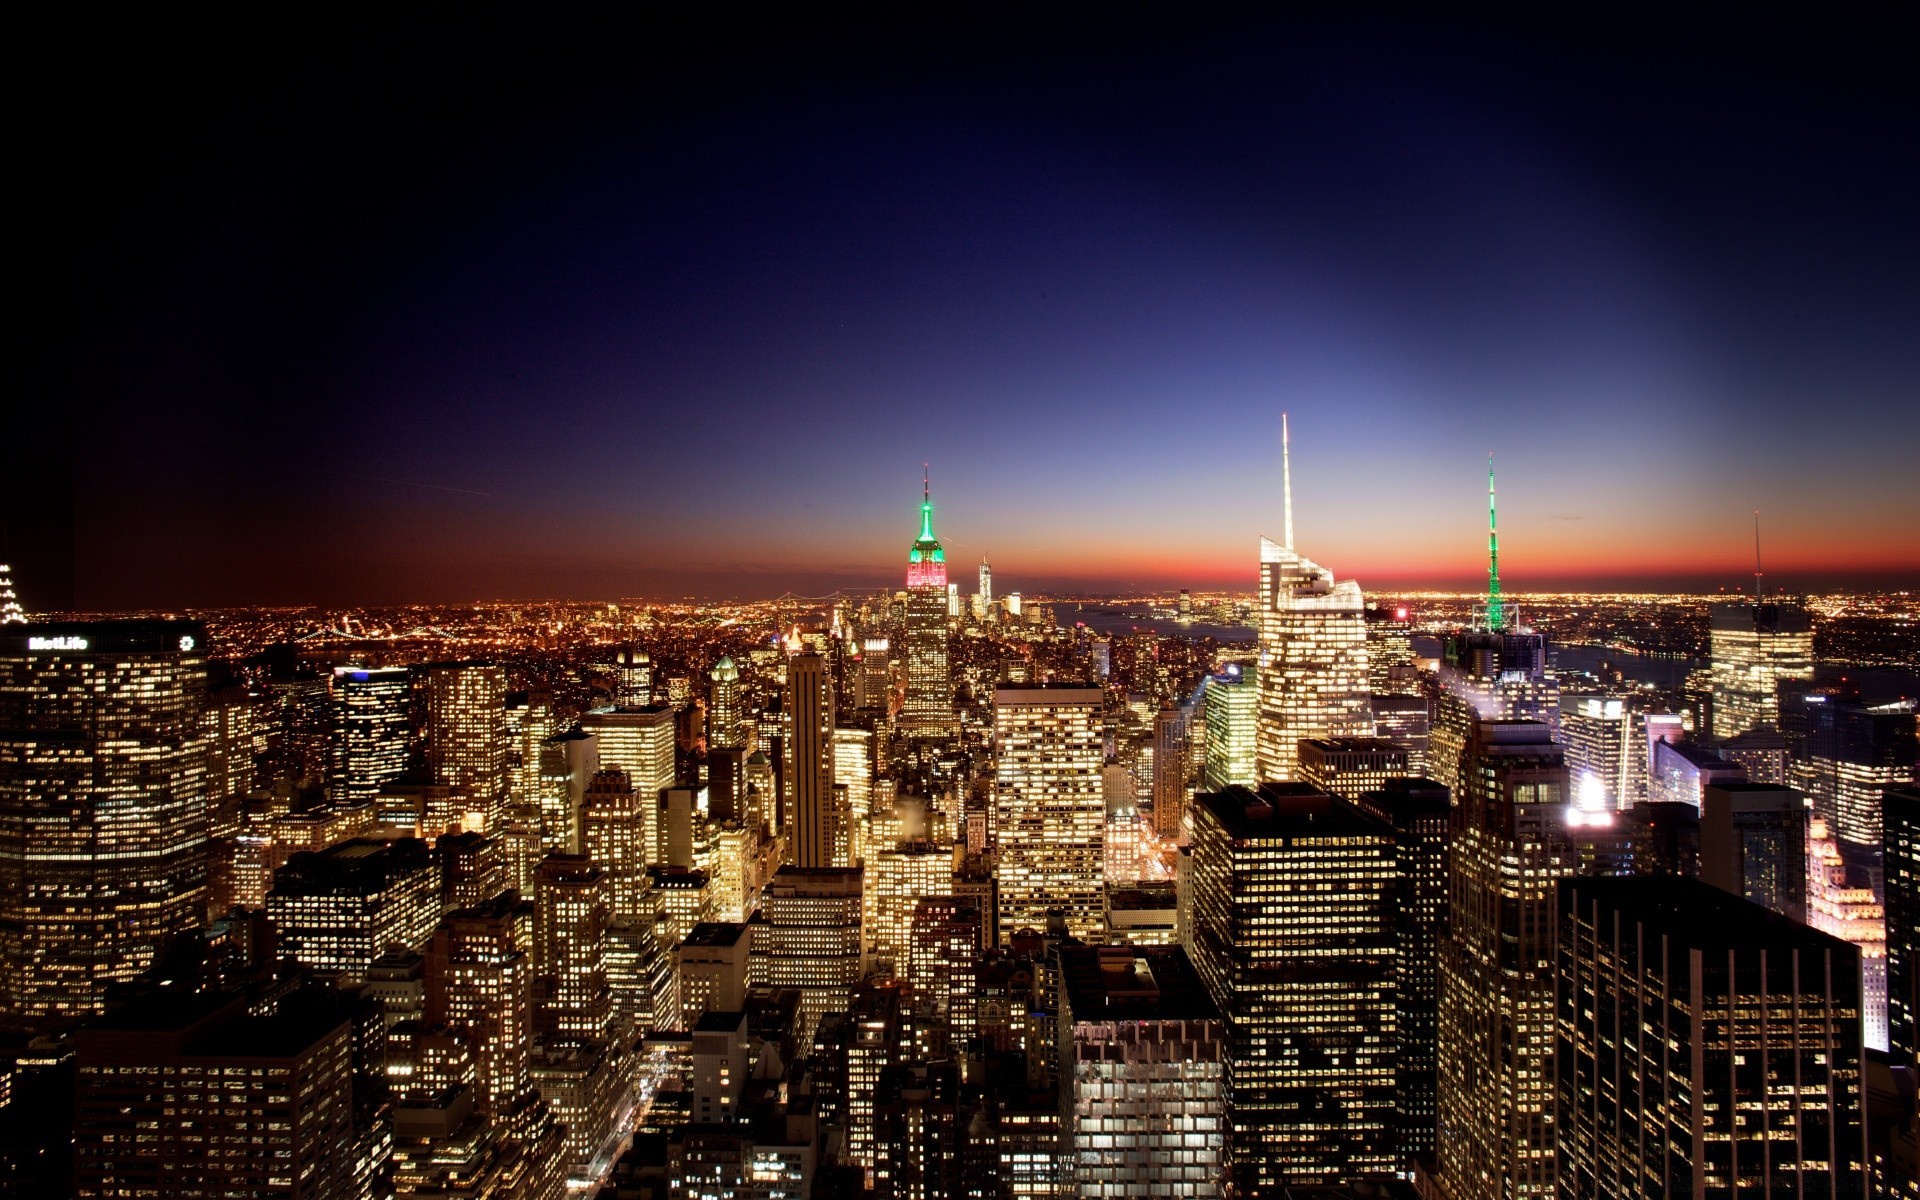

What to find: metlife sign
left=4, top=621, right=207, bottom=657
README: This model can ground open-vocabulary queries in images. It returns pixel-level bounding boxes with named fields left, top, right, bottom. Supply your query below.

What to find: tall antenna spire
left=918, top=464, right=937, bottom=543
left=1487, top=452, right=1504, bottom=632
left=1752, top=510, right=1764, bottom=601
left=1282, top=412, right=1295, bottom=551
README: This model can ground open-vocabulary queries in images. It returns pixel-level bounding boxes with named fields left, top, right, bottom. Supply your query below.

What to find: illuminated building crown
left=906, top=472, right=947, bottom=590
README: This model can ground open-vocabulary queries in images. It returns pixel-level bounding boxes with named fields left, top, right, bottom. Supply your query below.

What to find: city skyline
left=17, top=7, right=1918, bottom=610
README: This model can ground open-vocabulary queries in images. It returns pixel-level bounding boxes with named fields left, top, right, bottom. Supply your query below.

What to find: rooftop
left=1058, top=945, right=1220, bottom=1024
left=1561, top=875, right=1855, bottom=957
left=1195, top=783, right=1389, bottom=840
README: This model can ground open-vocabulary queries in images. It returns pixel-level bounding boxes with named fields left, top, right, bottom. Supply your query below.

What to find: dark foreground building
left=1556, top=875, right=1867, bottom=1199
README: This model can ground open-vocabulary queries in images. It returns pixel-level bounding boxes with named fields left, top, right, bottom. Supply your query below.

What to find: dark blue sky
left=27, top=7, right=1919, bottom=607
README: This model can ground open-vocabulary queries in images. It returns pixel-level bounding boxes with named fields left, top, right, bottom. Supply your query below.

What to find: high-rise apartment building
left=1437, top=718, right=1584, bottom=1200
left=1700, top=781, right=1808, bottom=922
left=1188, top=782, right=1398, bottom=1190
left=786, top=652, right=838, bottom=867
left=1058, top=945, right=1227, bottom=1198
left=1200, top=664, right=1258, bottom=791
left=268, top=837, right=442, bottom=982
left=993, top=684, right=1105, bottom=942
left=908, top=896, right=980, bottom=1048
left=0, top=620, right=211, bottom=1017
left=1354, top=777, right=1451, bottom=1165
left=426, top=661, right=509, bottom=830
left=1296, top=735, right=1408, bottom=800
left=978, top=557, right=993, bottom=610
left=1707, top=600, right=1813, bottom=740
left=751, top=865, right=863, bottom=1042
left=901, top=480, right=955, bottom=735
left=1556, top=875, right=1867, bottom=1199
left=1151, top=707, right=1190, bottom=841
left=329, top=665, right=410, bottom=805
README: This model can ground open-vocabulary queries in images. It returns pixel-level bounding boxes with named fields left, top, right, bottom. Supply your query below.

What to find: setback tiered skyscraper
left=901, top=476, right=955, bottom=736
left=993, top=683, right=1105, bottom=942
left=1556, top=875, right=1867, bottom=1198
left=1188, top=781, right=1399, bottom=1191
left=0, top=620, right=212, bottom=1017
left=1254, top=417, right=1371, bottom=781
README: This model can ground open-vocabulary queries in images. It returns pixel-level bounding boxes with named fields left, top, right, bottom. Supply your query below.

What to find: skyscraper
left=1151, top=706, right=1190, bottom=841
left=751, top=865, right=863, bottom=1042
left=0, top=620, right=211, bottom=1017
left=1808, top=815, right=1889, bottom=1052
left=429, top=891, right=536, bottom=1123
left=1707, top=599, right=1813, bottom=741
left=993, top=684, right=1105, bottom=942
left=612, top=645, right=653, bottom=707
left=1558, top=693, right=1635, bottom=811
left=1188, top=782, right=1399, bottom=1190
left=581, top=765, right=650, bottom=921
left=1200, top=663, right=1258, bottom=791
left=1885, top=787, right=1919, bottom=1073
left=268, top=837, right=443, bottom=981
left=978, top=556, right=993, bottom=610
left=1437, top=718, right=1585, bottom=1200
left=426, top=661, right=509, bottom=830
left=901, top=476, right=955, bottom=736
left=1253, top=489, right=1371, bottom=784
left=786, top=651, right=838, bottom=867
left=1699, top=781, right=1808, bottom=923
left=706, top=655, right=743, bottom=750
left=1353, top=777, right=1452, bottom=1165
left=329, top=665, right=410, bottom=806
left=1794, top=695, right=1917, bottom=853
left=579, top=703, right=675, bottom=857
left=0, top=563, right=26, bottom=623
left=1428, top=459, right=1558, bottom=800
left=1556, top=876, right=1867, bottom=1199
left=535, top=853, right=612, bottom=1042
left=1058, top=944, right=1227, bottom=1198
left=1295, top=735, right=1409, bottom=800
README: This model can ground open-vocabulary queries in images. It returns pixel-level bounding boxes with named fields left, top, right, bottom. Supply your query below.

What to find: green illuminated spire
left=919, top=466, right=936, bottom=542
left=1487, top=452, right=1504, bottom=632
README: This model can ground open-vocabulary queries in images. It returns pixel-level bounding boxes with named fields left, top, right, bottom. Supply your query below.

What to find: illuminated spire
left=1752, top=510, right=1764, bottom=601
left=1282, top=412, right=1295, bottom=552
left=919, top=463, right=936, bottom=542
left=0, top=564, right=23, bottom=624
left=1486, top=453, right=1504, bottom=632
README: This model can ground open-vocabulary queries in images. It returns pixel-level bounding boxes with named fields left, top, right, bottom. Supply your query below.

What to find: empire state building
left=901, top=477, right=956, bottom=734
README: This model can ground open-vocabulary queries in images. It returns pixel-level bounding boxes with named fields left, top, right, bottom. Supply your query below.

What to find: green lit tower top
left=1486, top=453, right=1504, bottom=632
left=906, top=467, right=947, bottom=589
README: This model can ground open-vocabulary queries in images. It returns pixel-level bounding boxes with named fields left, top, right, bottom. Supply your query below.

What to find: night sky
left=24, top=7, right=1919, bottom=609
